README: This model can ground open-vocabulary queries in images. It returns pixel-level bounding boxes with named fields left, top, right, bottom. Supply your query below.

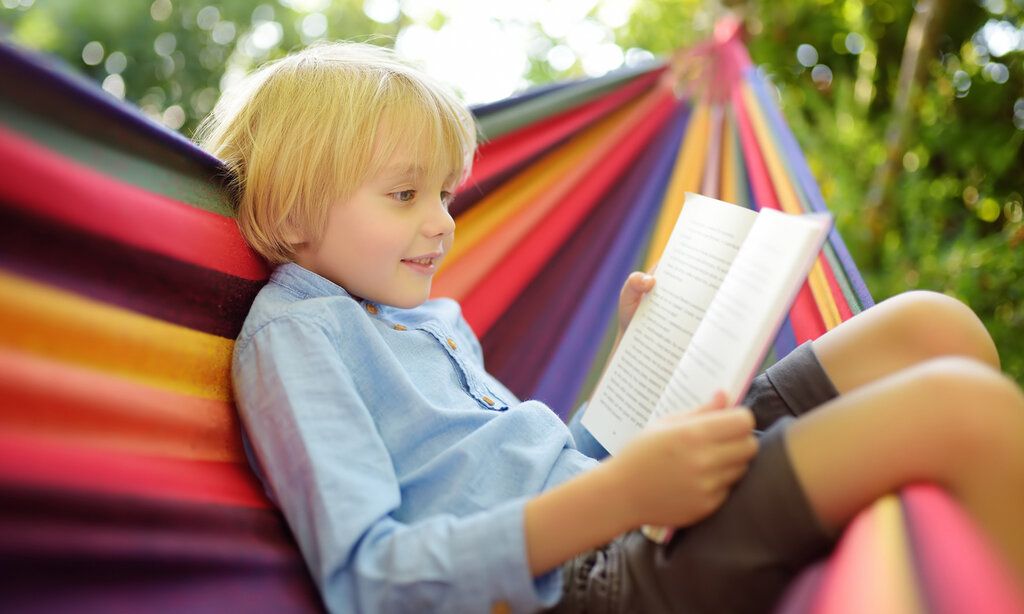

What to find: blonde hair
left=194, top=41, right=478, bottom=264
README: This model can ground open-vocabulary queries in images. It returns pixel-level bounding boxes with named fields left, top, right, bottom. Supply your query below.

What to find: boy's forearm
left=523, top=460, right=636, bottom=576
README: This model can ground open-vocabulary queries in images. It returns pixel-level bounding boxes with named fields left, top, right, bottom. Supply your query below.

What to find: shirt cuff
left=452, top=496, right=563, bottom=613
left=567, top=401, right=610, bottom=461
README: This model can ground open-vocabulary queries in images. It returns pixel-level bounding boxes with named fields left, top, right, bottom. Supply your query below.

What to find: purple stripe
left=529, top=103, right=691, bottom=417
left=744, top=68, right=874, bottom=308
left=774, top=560, right=828, bottom=613
left=0, top=483, right=323, bottom=613
left=479, top=107, right=681, bottom=401
left=0, top=206, right=261, bottom=340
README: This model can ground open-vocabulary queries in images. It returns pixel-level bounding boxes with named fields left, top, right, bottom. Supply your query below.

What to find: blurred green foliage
left=2, top=0, right=1021, bottom=382
left=618, top=0, right=1024, bottom=384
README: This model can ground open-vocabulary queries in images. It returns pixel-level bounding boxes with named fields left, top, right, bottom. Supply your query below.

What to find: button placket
left=421, top=323, right=506, bottom=410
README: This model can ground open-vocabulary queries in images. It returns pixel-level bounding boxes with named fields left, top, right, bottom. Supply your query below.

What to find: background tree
left=2, top=0, right=1021, bottom=382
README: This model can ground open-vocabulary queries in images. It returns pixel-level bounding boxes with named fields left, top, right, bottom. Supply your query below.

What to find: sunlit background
left=2, top=0, right=1023, bottom=382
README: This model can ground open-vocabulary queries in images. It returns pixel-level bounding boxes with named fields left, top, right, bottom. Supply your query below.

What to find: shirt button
left=482, top=395, right=495, bottom=406
left=365, top=303, right=379, bottom=315
left=446, top=337, right=458, bottom=350
left=490, top=602, right=510, bottom=614
left=393, top=324, right=407, bottom=331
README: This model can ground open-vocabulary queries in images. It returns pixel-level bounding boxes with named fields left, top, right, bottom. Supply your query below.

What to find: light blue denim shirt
left=231, top=262, right=610, bottom=613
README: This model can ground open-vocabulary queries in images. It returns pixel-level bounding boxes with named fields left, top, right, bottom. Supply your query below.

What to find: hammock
left=1, top=19, right=1021, bottom=612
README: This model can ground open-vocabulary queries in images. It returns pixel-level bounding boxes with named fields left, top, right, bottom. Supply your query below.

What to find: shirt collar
left=270, top=262, right=359, bottom=301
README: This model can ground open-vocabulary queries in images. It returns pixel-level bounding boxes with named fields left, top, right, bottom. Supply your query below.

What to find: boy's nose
left=423, top=199, right=456, bottom=237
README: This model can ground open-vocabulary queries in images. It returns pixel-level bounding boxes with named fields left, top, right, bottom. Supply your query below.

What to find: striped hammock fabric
left=1, top=19, right=1021, bottom=612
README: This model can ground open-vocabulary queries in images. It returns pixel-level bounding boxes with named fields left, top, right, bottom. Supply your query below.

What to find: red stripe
left=731, top=87, right=825, bottom=343
left=463, top=89, right=677, bottom=335
left=0, top=125, right=269, bottom=281
left=465, top=70, right=664, bottom=190
left=0, top=432, right=272, bottom=510
left=820, top=252, right=855, bottom=322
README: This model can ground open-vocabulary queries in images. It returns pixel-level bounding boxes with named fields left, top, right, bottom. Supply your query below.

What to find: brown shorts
left=549, top=341, right=840, bottom=614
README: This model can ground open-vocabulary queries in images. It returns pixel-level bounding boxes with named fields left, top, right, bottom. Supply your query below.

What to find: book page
left=582, top=194, right=757, bottom=455
left=650, top=208, right=832, bottom=421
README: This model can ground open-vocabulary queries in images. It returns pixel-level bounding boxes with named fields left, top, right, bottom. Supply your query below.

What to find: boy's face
left=292, top=151, right=457, bottom=309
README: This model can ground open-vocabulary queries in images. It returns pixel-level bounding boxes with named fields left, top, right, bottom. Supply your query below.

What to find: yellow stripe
left=643, top=101, right=710, bottom=272
left=0, top=270, right=232, bottom=401
left=441, top=100, right=639, bottom=274
left=740, top=84, right=843, bottom=330
left=720, top=108, right=737, bottom=204
left=740, top=85, right=802, bottom=215
left=874, top=496, right=927, bottom=614
left=810, top=258, right=843, bottom=330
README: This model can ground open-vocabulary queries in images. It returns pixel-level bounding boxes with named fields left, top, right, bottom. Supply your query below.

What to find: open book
left=582, top=193, right=832, bottom=538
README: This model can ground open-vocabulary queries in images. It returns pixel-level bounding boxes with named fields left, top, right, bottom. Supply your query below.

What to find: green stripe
left=727, top=108, right=753, bottom=209
left=822, top=242, right=864, bottom=314
left=0, top=99, right=235, bottom=217
left=477, top=63, right=663, bottom=141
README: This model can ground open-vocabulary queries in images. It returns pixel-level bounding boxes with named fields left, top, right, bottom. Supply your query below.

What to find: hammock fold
left=1, top=20, right=1021, bottom=612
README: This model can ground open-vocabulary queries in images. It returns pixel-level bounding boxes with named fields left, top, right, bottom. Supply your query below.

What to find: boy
left=198, top=41, right=1024, bottom=613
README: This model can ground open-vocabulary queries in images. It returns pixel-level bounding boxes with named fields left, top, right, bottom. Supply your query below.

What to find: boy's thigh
left=550, top=419, right=835, bottom=614
left=745, top=341, right=840, bottom=431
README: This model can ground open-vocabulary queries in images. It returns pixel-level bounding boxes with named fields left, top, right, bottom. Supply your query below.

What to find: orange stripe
left=435, top=92, right=660, bottom=300
left=0, top=270, right=232, bottom=401
left=643, top=102, right=710, bottom=271
left=0, top=347, right=244, bottom=463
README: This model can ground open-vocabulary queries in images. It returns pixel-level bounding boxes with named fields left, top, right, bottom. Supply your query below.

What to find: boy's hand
left=616, top=270, right=656, bottom=339
left=606, top=391, right=758, bottom=529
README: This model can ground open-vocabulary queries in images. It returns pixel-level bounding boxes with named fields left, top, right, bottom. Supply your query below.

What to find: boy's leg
left=784, top=355, right=1024, bottom=573
left=745, top=290, right=997, bottom=430
left=610, top=356, right=1024, bottom=614
left=812, top=290, right=999, bottom=394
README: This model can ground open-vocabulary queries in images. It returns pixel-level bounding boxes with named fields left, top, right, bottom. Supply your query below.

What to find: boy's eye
left=392, top=190, right=416, bottom=203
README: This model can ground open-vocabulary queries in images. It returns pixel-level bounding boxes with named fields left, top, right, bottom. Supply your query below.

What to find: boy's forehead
left=376, top=158, right=457, bottom=184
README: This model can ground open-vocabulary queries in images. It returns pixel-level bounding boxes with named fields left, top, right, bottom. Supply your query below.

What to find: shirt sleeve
left=232, top=315, right=560, bottom=614
left=567, top=401, right=610, bottom=461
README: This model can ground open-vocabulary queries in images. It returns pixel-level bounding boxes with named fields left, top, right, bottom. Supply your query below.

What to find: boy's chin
left=385, top=289, right=431, bottom=310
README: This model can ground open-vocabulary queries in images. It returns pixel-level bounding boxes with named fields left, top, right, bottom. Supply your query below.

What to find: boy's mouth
left=402, top=251, right=442, bottom=266
left=401, top=251, right=442, bottom=274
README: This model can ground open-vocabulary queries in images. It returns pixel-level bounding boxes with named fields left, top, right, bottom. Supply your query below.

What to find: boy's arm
left=524, top=459, right=636, bottom=575
left=234, top=316, right=562, bottom=613
left=530, top=393, right=759, bottom=576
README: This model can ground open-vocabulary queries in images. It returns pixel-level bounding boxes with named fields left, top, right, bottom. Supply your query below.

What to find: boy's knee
left=909, top=356, right=1024, bottom=461
left=882, top=291, right=998, bottom=368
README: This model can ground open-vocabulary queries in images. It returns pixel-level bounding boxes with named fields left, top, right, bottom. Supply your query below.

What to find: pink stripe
left=903, top=484, right=1024, bottom=614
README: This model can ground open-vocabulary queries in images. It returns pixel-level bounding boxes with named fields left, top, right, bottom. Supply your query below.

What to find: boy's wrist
left=595, top=457, right=642, bottom=532
left=523, top=458, right=638, bottom=576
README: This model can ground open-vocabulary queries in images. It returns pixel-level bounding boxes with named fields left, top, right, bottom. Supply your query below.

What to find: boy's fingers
left=712, top=460, right=751, bottom=489
left=625, top=271, right=656, bottom=292
left=712, top=434, right=759, bottom=466
left=694, top=407, right=755, bottom=441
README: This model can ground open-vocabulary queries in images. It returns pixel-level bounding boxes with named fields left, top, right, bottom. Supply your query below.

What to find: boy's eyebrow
left=379, top=164, right=458, bottom=185
left=380, top=163, right=427, bottom=178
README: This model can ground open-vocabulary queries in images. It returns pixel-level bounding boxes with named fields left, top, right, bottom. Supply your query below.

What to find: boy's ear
left=281, top=224, right=306, bottom=245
